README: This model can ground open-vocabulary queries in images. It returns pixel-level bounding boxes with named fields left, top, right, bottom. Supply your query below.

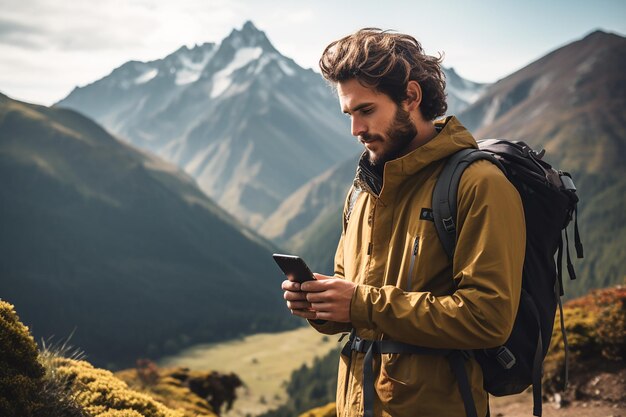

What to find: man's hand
left=282, top=278, right=317, bottom=320
left=301, top=273, right=357, bottom=323
left=282, top=273, right=357, bottom=322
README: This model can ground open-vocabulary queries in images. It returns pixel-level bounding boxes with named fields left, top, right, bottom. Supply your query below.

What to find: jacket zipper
left=407, top=236, right=420, bottom=290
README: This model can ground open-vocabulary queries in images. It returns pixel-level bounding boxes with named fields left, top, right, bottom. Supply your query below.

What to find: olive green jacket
left=311, top=116, right=526, bottom=417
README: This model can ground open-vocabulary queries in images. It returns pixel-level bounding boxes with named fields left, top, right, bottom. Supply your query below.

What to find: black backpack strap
left=555, top=278, right=570, bottom=391
left=432, top=148, right=504, bottom=260
left=430, top=147, right=506, bottom=417
left=448, top=351, right=479, bottom=417
left=525, top=293, right=545, bottom=417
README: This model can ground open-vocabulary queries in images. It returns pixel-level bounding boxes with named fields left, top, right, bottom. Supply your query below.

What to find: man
left=281, top=28, right=525, bottom=417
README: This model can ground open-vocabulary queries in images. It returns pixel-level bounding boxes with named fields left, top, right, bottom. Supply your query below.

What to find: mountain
left=457, top=29, right=626, bottom=296
left=259, top=155, right=358, bottom=247
left=0, top=92, right=295, bottom=369
left=444, top=67, right=488, bottom=115
left=277, top=31, right=626, bottom=297
left=458, top=30, right=625, bottom=175
left=258, top=154, right=359, bottom=275
left=55, top=21, right=359, bottom=229
left=55, top=21, right=486, bottom=229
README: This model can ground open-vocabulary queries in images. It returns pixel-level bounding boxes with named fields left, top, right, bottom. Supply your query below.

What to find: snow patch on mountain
left=135, top=68, right=158, bottom=84
left=447, top=82, right=484, bottom=104
left=175, top=49, right=215, bottom=85
left=252, top=53, right=296, bottom=77
left=211, top=47, right=263, bottom=98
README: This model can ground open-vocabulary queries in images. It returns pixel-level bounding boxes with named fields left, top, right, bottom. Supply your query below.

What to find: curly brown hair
left=319, top=28, right=447, bottom=121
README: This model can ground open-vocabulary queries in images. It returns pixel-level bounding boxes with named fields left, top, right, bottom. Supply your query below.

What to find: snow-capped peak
left=221, top=20, right=277, bottom=53
left=210, top=47, right=263, bottom=98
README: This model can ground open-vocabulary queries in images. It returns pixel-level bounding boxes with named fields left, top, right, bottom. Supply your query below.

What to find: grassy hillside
left=560, top=172, right=626, bottom=297
left=0, top=92, right=296, bottom=368
left=258, top=347, right=340, bottom=417
left=158, top=326, right=341, bottom=417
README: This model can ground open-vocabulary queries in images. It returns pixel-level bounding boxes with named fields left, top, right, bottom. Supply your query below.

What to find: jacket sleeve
left=308, top=187, right=354, bottom=335
left=349, top=161, right=525, bottom=349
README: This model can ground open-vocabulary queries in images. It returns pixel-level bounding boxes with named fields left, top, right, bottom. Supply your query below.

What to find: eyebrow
left=343, top=102, right=374, bottom=115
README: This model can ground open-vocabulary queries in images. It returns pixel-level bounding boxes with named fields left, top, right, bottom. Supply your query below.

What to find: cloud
left=0, top=17, right=48, bottom=49
left=0, top=0, right=253, bottom=104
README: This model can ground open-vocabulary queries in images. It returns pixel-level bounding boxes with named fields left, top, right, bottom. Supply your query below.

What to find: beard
left=363, top=105, right=418, bottom=167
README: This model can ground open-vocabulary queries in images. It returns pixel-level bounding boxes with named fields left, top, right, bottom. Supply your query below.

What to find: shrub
left=0, top=300, right=46, bottom=416
left=0, top=300, right=86, bottom=417
left=52, top=357, right=185, bottom=417
left=544, top=285, right=626, bottom=391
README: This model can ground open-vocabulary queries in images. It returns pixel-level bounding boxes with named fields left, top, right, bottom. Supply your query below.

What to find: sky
left=0, top=0, right=624, bottom=106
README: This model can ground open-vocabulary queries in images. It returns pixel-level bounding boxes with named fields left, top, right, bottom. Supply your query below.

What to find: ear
left=405, top=80, right=422, bottom=111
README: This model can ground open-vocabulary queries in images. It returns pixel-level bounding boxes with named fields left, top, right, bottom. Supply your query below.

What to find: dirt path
left=490, top=392, right=625, bottom=417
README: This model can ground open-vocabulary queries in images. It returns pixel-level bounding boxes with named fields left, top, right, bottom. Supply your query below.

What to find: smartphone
left=272, top=254, right=316, bottom=283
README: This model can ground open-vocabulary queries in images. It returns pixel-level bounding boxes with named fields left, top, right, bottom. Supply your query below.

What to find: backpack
left=342, top=139, right=583, bottom=417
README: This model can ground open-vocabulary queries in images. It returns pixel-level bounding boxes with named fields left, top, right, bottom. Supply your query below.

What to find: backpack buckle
left=496, top=346, right=516, bottom=369
left=442, top=217, right=455, bottom=232
left=560, top=174, right=576, bottom=191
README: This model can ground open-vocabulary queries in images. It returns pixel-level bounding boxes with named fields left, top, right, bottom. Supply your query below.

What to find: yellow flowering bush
left=52, top=357, right=185, bottom=417
left=0, top=300, right=46, bottom=416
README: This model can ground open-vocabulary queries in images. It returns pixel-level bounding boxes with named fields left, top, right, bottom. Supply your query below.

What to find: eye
left=361, top=107, right=374, bottom=115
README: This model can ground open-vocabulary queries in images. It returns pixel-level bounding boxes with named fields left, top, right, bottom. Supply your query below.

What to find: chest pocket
left=404, top=213, right=445, bottom=292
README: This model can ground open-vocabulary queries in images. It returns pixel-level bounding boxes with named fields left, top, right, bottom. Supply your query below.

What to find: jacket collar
left=354, top=116, right=477, bottom=197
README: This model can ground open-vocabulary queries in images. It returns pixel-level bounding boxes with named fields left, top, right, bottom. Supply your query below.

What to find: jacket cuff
left=350, top=284, right=377, bottom=330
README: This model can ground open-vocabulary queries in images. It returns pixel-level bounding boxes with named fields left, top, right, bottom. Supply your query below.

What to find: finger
left=313, top=311, right=334, bottom=321
left=290, top=309, right=317, bottom=320
left=287, top=300, right=311, bottom=310
left=312, top=273, right=332, bottom=281
left=310, top=302, right=333, bottom=312
left=305, top=291, right=329, bottom=303
left=301, top=279, right=328, bottom=292
left=284, top=291, right=308, bottom=301
left=281, top=280, right=301, bottom=291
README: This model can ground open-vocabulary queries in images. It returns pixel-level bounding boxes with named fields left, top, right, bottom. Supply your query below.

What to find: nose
left=351, top=116, right=367, bottom=137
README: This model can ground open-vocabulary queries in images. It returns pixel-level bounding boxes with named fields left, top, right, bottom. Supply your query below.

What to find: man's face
left=338, top=79, right=418, bottom=167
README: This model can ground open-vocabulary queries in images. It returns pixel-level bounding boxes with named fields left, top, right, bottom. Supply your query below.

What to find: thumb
left=312, top=273, right=332, bottom=281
